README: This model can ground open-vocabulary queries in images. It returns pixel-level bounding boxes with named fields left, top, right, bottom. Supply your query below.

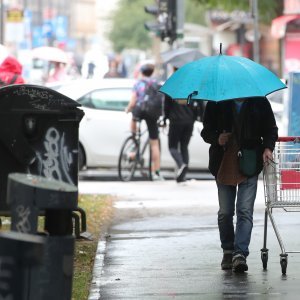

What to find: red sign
left=284, top=33, right=300, bottom=75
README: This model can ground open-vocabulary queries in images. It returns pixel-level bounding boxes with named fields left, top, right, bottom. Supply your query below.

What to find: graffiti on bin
left=15, top=205, right=31, bottom=233
left=12, top=86, right=69, bottom=110
left=35, top=127, right=74, bottom=185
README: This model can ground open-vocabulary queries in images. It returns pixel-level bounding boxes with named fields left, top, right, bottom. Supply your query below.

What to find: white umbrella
left=31, top=46, right=69, bottom=63
left=160, top=47, right=205, bottom=69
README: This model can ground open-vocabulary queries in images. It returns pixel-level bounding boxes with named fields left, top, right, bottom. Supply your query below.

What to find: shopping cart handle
left=278, top=137, right=300, bottom=142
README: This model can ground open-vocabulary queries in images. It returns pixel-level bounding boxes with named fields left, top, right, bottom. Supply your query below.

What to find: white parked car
left=55, top=78, right=210, bottom=171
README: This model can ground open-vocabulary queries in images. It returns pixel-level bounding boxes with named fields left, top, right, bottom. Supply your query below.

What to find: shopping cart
left=261, top=136, right=300, bottom=274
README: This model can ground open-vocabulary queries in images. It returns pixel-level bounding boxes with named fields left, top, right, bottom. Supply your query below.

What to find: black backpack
left=139, top=80, right=164, bottom=119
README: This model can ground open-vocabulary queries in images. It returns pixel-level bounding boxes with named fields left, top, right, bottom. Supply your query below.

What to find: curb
left=88, top=239, right=107, bottom=300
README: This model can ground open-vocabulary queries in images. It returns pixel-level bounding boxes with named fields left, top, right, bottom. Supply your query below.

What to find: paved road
left=78, top=179, right=300, bottom=300
left=79, top=169, right=214, bottom=181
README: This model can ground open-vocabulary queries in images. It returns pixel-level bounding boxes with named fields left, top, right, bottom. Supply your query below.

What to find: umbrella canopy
left=31, top=46, right=69, bottom=63
left=160, top=54, right=286, bottom=102
left=160, top=47, right=205, bottom=69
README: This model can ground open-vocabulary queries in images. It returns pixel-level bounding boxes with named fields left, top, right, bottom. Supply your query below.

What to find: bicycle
left=118, top=119, right=152, bottom=181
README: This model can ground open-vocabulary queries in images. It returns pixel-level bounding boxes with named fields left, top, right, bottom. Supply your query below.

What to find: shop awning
left=271, top=15, right=300, bottom=39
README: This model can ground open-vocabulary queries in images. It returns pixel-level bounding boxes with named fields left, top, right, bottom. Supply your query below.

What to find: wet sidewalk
left=79, top=180, right=300, bottom=300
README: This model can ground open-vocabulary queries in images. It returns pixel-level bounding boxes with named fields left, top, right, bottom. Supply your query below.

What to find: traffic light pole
left=175, top=0, right=185, bottom=48
left=0, top=0, right=4, bottom=44
left=251, top=0, right=260, bottom=63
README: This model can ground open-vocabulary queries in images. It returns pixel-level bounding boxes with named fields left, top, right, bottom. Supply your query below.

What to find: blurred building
left=2, top=0, right=118, bottom=56
left=271, top=0, right=300, bottom=78
left=205, top=7, right=283, bottom=77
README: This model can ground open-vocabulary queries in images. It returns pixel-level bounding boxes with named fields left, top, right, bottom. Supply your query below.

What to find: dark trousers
left=168, top=122, right=194, bottom=168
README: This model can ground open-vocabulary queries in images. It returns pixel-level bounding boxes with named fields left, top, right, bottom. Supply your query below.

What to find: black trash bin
left=0, top=84, right=84, bottom=213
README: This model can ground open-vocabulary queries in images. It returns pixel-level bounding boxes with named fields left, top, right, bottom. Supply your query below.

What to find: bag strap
left=0, top=74, right=18, bottom=86
left=9, top=74, right=18, bottom=84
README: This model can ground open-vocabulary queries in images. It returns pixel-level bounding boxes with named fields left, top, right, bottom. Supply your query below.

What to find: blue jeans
left=217, top=175, right=258, bottom=257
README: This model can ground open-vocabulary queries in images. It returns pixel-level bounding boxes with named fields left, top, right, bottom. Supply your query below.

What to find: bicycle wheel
left=138, top=138, right=152, bottom=180
left=118, top=136, right=138, bottom=181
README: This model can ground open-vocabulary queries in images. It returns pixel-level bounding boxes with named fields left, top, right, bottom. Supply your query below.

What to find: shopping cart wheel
left=261, top=250, right=268, bottom=270
left=280, top=254, right=288, bottom=275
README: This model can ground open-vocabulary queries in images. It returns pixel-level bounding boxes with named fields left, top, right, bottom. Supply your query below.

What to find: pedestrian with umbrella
left=160, top=45, right=286, bottom=273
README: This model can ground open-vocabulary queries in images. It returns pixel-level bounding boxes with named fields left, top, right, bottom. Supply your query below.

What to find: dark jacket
left=164, top=96, right=204, bottom=124
left=201, top=98, right=278, bottom=177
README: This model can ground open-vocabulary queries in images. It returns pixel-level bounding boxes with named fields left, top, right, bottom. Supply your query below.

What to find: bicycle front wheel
left=118, top=136, right=138, bottom=181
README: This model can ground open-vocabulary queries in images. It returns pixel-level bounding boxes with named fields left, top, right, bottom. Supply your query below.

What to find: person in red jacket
left=0, top=55, right=25, bottom=86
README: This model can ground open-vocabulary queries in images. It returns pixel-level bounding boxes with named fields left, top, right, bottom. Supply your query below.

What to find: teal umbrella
left=160, top=53, right=286, bottom=102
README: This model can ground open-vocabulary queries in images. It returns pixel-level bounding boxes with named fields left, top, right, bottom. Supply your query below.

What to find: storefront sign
left=208, top=10, right=252, bottom=24
left=6, top=9, right=23, bottom=23
left=284, top=33, right=300, bottom=75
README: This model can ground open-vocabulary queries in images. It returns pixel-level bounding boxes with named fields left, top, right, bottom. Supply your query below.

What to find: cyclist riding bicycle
left=125, top=62, right=164, bottom=181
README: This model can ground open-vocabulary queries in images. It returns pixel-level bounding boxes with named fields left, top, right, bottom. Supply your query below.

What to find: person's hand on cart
left=263, top=148, right=273, bottom=163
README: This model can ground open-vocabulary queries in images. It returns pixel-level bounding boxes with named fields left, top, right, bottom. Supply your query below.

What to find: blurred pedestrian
left=0, top=55, right=25, bottom=86
left=104, top=59, right=123, bottom=78
left=125, top=62, right=164, bottom=181
left=164, top=66, right=203, bottom=183
left=87, top=61, right=96, bottom=78
left=116, top=54, right=128, bottom=78
left=47, top=61, right=69, bottom=83
left=201, top=98, right=278, bottom=272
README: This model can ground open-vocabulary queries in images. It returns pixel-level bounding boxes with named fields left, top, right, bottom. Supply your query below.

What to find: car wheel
left=78, top=144, right=86, bottom=171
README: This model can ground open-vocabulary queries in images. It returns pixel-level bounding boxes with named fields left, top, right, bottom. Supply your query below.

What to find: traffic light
left=166, top=0, right=177, bottom=43
left=144, top=0, right=177, bottom=44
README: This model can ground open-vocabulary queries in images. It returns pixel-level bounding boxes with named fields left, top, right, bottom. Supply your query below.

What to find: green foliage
left=108, top=0, right=153, bottom=53
left=185, top=0, right=207, bottom=25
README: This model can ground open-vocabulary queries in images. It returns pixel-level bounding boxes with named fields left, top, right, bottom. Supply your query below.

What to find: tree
left=185, top=0, right=207, bottom=25
left=108, top=0, right=207, bottom=53
left=108, top=0, right=153, bottom=53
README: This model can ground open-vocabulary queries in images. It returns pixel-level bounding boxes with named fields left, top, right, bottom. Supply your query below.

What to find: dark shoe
left=176, top=164, right=188, bottom=183
left=232, top=254, right=248, bottom=273
left=221, top=253, right=233, bottom=270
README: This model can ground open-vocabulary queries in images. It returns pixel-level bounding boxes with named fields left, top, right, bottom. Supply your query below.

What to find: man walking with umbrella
left=159, top=48, right=286, bottom=272
left=201, top=98, right=278, bottom=272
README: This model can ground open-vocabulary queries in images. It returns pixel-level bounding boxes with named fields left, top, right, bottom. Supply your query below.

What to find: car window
left=78, top=88, right=131, bottom=111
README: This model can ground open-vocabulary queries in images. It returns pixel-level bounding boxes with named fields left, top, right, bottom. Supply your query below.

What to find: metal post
left=176, top=0, right=184, bottom=48
left=0, top=0, right=4, bottom=44
left=251, top=0, right=260, bottom=63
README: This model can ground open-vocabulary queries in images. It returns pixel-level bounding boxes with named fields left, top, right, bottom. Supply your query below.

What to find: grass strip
left=72, top=194, right=114, bottom=300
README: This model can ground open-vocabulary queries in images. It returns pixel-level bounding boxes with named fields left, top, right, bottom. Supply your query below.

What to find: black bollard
left=6, top=173, right=78, bottom=300
left=0, top=231, right=44, bottom=300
